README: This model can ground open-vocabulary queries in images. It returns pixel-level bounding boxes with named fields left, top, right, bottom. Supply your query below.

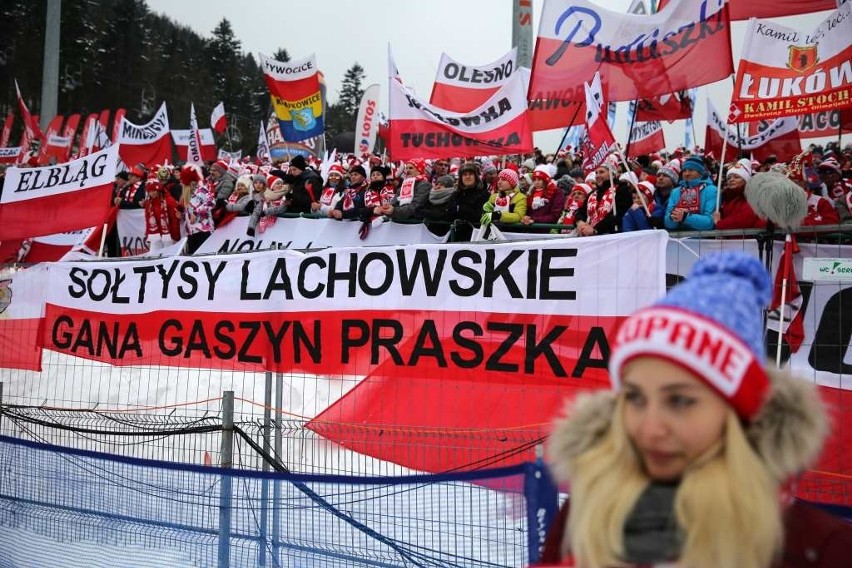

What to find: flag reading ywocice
left=729, top=4, right=852, bottom=123
left=0, top=144, right=119, bottom=241
left=260, top=53, right=324, bottom=143
left=528, top=0, right=733, bottom=130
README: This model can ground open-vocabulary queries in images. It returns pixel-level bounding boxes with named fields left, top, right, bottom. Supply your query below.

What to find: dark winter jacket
left=286, top=168, right=323, bottom=214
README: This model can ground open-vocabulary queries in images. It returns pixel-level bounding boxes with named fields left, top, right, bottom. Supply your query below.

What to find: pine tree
left=338, top=63, right=365, bottom=117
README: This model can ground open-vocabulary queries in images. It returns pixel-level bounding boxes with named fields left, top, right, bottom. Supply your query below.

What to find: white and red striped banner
left=528, top=0, right=732, bottom=131
left=730, top=5, right=852, bottom=123
left=657, top=0, right=838, bottom=21
left=628, top=121, right=665, bottom=157
left=116, top=103, right=172, bottom=169
left=430, top=48, right=519, bottom=113
left=211, top=102, right=227, bottom=134
left=388, top=64, right=532, bottom=160
left=171, top=128, right=216, bottom=162
left=582, top=73, right=616, bottom=172
left=0, top=265, right=48, bottom=371
left=0, top=147, right=21, bottom=164
left=0, top=145, right=119, bottom=241
left=706, top=100, right=801, bottom=163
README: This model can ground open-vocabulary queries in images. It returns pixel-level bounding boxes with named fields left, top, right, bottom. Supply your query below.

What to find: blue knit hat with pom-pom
left=609, top=251, right=772, bottom=420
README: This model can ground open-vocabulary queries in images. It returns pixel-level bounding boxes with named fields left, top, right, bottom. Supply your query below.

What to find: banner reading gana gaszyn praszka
left=41, top=233, right=666, bottom=474
left=528, top=0, right=732, bottom=131
left=705, top=100, right=801, bottom=163
left=730, top=5, right=852, bottom=123
left=388, top=70, right=532, bottom=160
left=260, top=52, right=324, bottom=143
left=115, top=102, right=171, bottom=168
left=0, top=145, right=119, bottom=241
left=430, top=48, right=519, bottom=113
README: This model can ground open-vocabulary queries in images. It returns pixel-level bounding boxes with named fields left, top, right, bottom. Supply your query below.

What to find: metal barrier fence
left=0, top=433, right=552, bottom=568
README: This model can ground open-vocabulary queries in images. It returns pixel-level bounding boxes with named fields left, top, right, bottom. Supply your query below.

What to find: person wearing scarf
left=378, top=158, right=430, bottom=221
left=664, top=156, right=717, bottom=231
left=180, top=164, right=216, bottom=253
left=575, top=163, right=632, bottom=236
left=621, top=180, right=658, bottom=232
left=540, top=252, right=850, bottom=567
left=143, top=180, right=181, bottom=252
left=315, top=163, right=348, bottom=216
left=332, top=165, right=370, bottom=221
left=422, top=174, right=459, bottom=237
left=365, top=166, right=395, bottom=218
left=481, top=168, right=527, bottom=225
left=555, top=182, right=592, bottom=235
left=246, top=175, right=289, bottom=237
left=522, top=166, right=567, bottom=228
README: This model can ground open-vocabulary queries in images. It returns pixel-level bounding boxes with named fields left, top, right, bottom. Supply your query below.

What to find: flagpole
left=97, top=222, right=109, bottom=257
left=614, top=142, right=651, bottom=217
left=625, top=101, right=639, bottom=158
left=776, top=234, right=793, bottom=366
left=716, top=135, right=728, bottom=212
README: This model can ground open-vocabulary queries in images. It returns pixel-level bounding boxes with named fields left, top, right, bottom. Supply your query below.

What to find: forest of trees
left=0, top=0, right=365, bottom=155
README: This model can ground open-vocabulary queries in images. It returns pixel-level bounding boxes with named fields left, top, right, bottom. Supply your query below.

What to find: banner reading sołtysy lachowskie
left=388, top=67, right=532, bottom=160
left=528, top=0, right=733, bottom=131
left=116, top=102, right=172, bottom=168
left=260, top=52, right=324, bottom=143
left=730, top=5, right=852, bottom=123
left=0, top=145, right=119, bottom=241
left=429, top=48, right=519, bottom=113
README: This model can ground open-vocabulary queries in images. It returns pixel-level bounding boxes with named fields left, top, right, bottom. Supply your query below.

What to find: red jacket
left=536, top=498, right=851, bottom=567
left=715, top=192, right=766, bottom=230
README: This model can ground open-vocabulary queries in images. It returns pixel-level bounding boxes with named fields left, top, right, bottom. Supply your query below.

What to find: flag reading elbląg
left=260, top=52, right=324, bottom=142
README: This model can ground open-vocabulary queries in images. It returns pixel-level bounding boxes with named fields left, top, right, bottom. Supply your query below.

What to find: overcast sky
left=144, top=0, right=836, bottom=152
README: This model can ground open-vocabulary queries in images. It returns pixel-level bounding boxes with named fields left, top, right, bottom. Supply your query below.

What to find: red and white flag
left=657, top=0, right=837, bottom=20
left=0, top=144, right=119, bottom=241
left=170, top=128, right=217, bottom=162
left=58, top=114, right=81, bottom=163
left=0, top=265, right=48, bottom=371
left=628, top=121, right=666, bottom=157
left=36, top=115, right=65, bottom=165
left=0, top=112, right=14, bottom=148
left=15, top=79, right=45, bottom=144
left=111, top=108, right=126, bottom=142
left=388, top=62, right=533, bottom=160
left=76, top=113, right=98, bottom=158
left=582, top=73, right=617, bottom=172
left=430, top=48, right=519, bottom=113
left=705, top=100, right=801, bottom=163
left=730, top=5, right=852, bottom=124
left=210, top=102, right=227, bottom=134
left=635, top=91, right=692, bottom=123
left=115, top=102, right=172, bottom=169
left=0, top=147, right=22, bottom=164
left=186, top=102, right=205, bottom=166
left=528, top=0, right=732, bottom=131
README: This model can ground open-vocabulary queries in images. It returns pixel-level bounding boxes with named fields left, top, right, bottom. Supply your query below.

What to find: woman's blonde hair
left=180, top=182, right=197, bottom=207
left=565, top=397, right=783, bottom=568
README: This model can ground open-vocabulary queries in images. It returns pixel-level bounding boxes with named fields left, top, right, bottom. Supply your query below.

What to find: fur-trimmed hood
left=547, top=366, right=828, bottom=485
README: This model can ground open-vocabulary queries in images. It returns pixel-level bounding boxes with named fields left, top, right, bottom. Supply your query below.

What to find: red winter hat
left=327, top=164, right=345, bottom=178
left=179, top=165, right=201, bottom=185
left=130, top=166, right=145, bottom=178
left=405, top=158, right=426, bottom=176
left=498, top=168, right=519, bottom=188
left=213, top=160, right=229, bottom=172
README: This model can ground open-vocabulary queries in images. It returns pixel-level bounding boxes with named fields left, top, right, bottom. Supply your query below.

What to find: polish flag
left=211, top=102, right=227, bottom=134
